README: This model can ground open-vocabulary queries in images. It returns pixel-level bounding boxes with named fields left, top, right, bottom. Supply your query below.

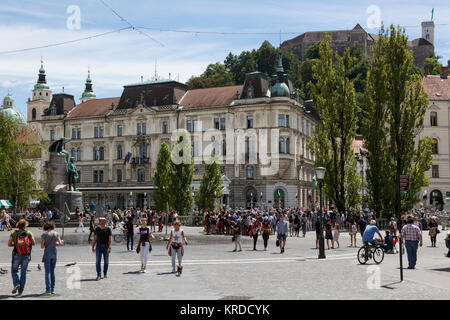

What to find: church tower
left=27, top=59, right=52, bottom=123
left=422, top=21, right=435, bottom=45
left=80, top=68, right=96, bottom=103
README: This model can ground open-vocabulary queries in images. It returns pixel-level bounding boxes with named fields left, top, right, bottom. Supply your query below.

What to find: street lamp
left=129, top=191, right=133, bottom=208
left=144, top=192, right=147, bottom=210
left=260, top=192, right=263, bottom=211
left=250, top=192, right=253, bottom=209
left=315, top=167, right=326, bottom=259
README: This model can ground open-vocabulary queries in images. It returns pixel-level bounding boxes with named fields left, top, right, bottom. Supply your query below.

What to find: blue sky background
left=1, top=0, right=449, bottom=120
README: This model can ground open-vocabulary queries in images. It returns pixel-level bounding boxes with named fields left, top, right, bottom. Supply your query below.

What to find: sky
left=0, top=0, right=449, bottom=120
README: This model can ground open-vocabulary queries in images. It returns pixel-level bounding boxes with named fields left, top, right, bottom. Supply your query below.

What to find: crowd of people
left=3, top=204, right=450, bottom=297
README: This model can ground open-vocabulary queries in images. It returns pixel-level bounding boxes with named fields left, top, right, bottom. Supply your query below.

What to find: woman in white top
left=166, top=221, right=188, bottom=276
left=333, top=223, right=340, bottom=248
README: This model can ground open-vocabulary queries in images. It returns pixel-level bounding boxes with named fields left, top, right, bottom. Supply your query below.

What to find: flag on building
left=313, top=175, right=317, bottom=189
left=124, top=152, right=132, bottom=165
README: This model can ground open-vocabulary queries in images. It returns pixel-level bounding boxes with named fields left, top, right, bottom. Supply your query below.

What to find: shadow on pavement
left=122, top=271, right=141, bottom=275
left=157, top=272, right=176, bottom=276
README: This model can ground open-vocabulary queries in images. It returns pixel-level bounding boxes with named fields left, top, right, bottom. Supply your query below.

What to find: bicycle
left=357, top=240, right=385, bottom=265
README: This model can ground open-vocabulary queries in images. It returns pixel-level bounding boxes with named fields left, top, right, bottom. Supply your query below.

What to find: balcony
left=131, top=157, right=150, bottom=165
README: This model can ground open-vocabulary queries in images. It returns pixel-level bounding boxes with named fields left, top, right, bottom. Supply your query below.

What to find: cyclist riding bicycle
left=362, top=220, right=384, bottom=247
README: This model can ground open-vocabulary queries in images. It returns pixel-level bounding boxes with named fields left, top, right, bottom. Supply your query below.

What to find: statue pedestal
left=44, top=152, right=83, bottom=213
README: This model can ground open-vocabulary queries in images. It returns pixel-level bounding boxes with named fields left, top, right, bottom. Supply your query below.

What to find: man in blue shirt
left=362, top=220, right=383, bottom=247
left=358, top=215, right=368, bottom=236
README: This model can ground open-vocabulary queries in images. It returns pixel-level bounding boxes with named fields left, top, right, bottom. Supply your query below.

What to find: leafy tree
left=0, top=113, right=46, bottom=211
left=308, top=35, right=360, bottom=214
left=170, top=130, right=194, bottom=216
left=425, top=56, right=442, bottom=75
left=153, top=142, right=172, bottom=213
left=195, top=157, right=223, bottom=210
left=363, top=25, right=431, bottom=217
left=186, top=63, right=234, bottom=89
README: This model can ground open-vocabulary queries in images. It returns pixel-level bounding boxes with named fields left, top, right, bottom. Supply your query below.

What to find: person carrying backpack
left=7, top=219, right=36, bottom=297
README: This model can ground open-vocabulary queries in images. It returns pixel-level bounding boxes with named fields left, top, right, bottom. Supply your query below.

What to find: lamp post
left=250, top=193, right=253, bottom=210
left=144, top=192, right=147, bottom=210
left=315, top=167, right=326, bottom=259
left=260, top=192, right=263, bottom=211
left=129, top=191, right=133, bottom=208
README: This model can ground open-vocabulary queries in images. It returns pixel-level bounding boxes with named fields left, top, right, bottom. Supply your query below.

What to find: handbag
left=232, top=235, right=236, bottom=242
left=136, top=242, right=141, bottom=254
left=276, top=238, right=280, bottom=247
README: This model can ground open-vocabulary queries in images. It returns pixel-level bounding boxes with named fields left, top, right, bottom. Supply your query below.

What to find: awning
left=0, top=200, right=13, bottom=209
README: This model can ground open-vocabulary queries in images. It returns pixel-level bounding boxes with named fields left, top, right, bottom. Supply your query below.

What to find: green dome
left=34, top=83, right=50, bottom=90
left=270, top=80, right=290, bottom=98
left=0, top=107, right=26, bottom=125
left=82, top=91, right=96, bottom=99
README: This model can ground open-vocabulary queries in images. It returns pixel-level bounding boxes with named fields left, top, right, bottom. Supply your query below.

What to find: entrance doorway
left=274, top=189, right=285, bottom=209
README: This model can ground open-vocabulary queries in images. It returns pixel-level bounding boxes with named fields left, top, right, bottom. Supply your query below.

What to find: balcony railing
left=131, top=157, right=150, bottom=165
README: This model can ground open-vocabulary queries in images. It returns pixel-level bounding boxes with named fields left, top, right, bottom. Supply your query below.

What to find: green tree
left=0, top=113, right=46, bottom=211
left=425, top=55, right=442, bottom=75
left=308, top=35, right=360, bottom=214
left=363, top=25, right=431, bottom=217
left=186, top=63, right=234, bottom=90
left=170, top=130, right=194, bottom=216
left=153, top=142, right=172, bottom=213
left=195, top=157, right=223, bottom=211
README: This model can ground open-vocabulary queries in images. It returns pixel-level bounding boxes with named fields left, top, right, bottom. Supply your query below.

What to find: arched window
left=432, top=138, right=439, bottom=154
left=246, top=166, right=254, bottom=179
left=286, top=138, right=290, bottom=154
left=93, top=147, right=98, bottom=160
left=430, top=112, right=438, bottom=126
left=32, top=108, right=36, bottom=121
left=279, top=138, right=285, bottom=154
left=117, top=145, right=123, bottom=160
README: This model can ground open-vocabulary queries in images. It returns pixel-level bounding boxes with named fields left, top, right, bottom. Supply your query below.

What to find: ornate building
left=33, top=56, right=320, bottom=211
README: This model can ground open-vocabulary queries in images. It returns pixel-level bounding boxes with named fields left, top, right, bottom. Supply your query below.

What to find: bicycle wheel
left=373, top=247, right=385, bottom=264
left=357, top=246, right=368, bottom=264
left=113, top=234, right=123, bottom=243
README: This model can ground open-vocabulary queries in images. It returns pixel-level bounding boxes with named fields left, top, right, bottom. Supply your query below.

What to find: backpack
left=14, top=231, right=32, bottom=256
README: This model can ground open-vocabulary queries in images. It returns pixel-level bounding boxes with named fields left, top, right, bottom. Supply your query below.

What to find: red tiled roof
left=422, top=75, right=450, bottom=100
left=179, top=85, right=242, bottom=109
left=68, top=97, right=120, bottom=118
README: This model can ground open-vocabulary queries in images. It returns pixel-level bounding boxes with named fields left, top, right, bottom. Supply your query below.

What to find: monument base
left=55, top=189, right=83, bottom=213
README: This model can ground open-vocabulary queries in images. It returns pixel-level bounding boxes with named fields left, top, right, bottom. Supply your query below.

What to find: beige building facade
left=32, top=58, right=320, bottom=211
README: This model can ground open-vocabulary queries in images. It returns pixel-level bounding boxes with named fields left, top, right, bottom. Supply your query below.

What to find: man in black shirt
left=91, top=218, right=112, bottom=281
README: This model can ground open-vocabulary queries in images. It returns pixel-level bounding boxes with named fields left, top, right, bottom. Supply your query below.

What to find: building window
left=117, top=125, right=122, bottom=137
left=187, top=120, right=198, bottom=132
left=279, top=138, right=285, bottom=154
left=72, top=128, right=76, bottom=139
left=93, top=170, right=98, bottom=183
left=71, top=148, right=76, bottom=159
left=137, top=123, right=146, bottom=135
left=100, top=127, right=104, bottom=137
left=77, top=148, right=81, bottom=161
left=162, top=121, right=168, bottom=134
left=93, top=147, right=98, bottom=161
left=247, top=115, right=253, bottom=129
left=139, top=142, right=147, bottom=160
left=117, top=169, right=122, bottom=183
left=286, top=115, right=290, bottom=128
left=50, top=130, right=55, bottom=141
left=432, top=165, right=439, bottom=178
left=142, top=123, right=146, bottom=135
left=117, top=145, right=123, bottom=160
left=432, top=138, right=438, bottom=154
left=32, top=108, right=36, bottom=121
left=220, top=118, right=226, bottom=130
left=94, top=127, right=98, bottom=138
left=77, top=128, right=81, bottom=139
left=222, top=140, right=226, bottom=156
left=286, top=138, right=290, bottom=154
left=214, top=118, right=220, bottom=130
left=94, top=126, right=103, bottom=138
left=93, top=147, right=104, bottom=161
left=430, top=112, right=437, bottom=126
left=278, top=114, right=285, bottom=127
left=137, top=169, right=145, bottom=182
left=246, top=166, right=254, bottom=179
left=137, top=123, right=141, bottom=135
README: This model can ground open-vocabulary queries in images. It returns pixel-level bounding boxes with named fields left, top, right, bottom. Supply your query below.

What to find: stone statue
left=67, top=157, right=78, bottom=191
left=49, top=137, right=71, bottom=163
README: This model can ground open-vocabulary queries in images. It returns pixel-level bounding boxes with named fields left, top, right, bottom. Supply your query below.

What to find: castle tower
left=422, top=21, right=435, bottom=45
left=27, top=59, right=52, bottom=122
left=80, top=68, right=96, bottom=103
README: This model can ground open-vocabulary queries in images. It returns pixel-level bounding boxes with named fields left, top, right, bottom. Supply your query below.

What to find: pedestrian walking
left=401, top=217, right=423, bottom=269
left=91, top=217, right=112, bottom=280
left=294, top=214, right=301, bottom=237
left=88, top=213, right=96, bottom=243
left=349, top=219, right=357, bottom=247
left=124, top=214, right=135, bottom=251
left=250, top=219, right=261, bottom=251
left=41, top=222, right=63, bottom=295
left=136, top=219, right=155, bottom=273
left=315, top=218, right=321, bottom=249
left=333, top=222, right=340, bottom=248
left=8, top=219, right=35, bottom=297
left=75, top=207, right=85, bottom=233
left=301, top=213, right=307, bottom=238
left=166, top=221, right=188, bottom=275
left=232, top=217, right=243, bottom=252
left=262, top=219, right=271, bottom=251
left=428, top=217, right=439, bottom=247
left=324, top=219, right=334, bottom=249
left=276, top=215, right=289, bottom=253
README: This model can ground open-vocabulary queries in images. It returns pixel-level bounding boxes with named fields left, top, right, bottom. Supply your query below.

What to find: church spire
left=34, top=58, right=50, bottom=90
left=81, top=68, right=96, bottom=102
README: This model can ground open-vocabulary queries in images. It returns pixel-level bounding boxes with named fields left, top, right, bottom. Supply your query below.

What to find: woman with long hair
left=166, top=220, right=188, bottom=276
left=41, top=222, right=63, bottom=294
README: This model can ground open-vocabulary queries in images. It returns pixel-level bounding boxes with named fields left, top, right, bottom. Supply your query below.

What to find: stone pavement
left=0, top=227, right=449, bottom=300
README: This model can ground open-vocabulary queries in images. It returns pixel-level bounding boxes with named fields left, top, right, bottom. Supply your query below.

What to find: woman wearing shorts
left=166, top=221, right=188, bottom=275
left=349, top=219, right=357, bottom=247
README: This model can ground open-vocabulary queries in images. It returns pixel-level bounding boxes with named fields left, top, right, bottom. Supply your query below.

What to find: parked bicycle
left=357, top=239, right=385, bottom=265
